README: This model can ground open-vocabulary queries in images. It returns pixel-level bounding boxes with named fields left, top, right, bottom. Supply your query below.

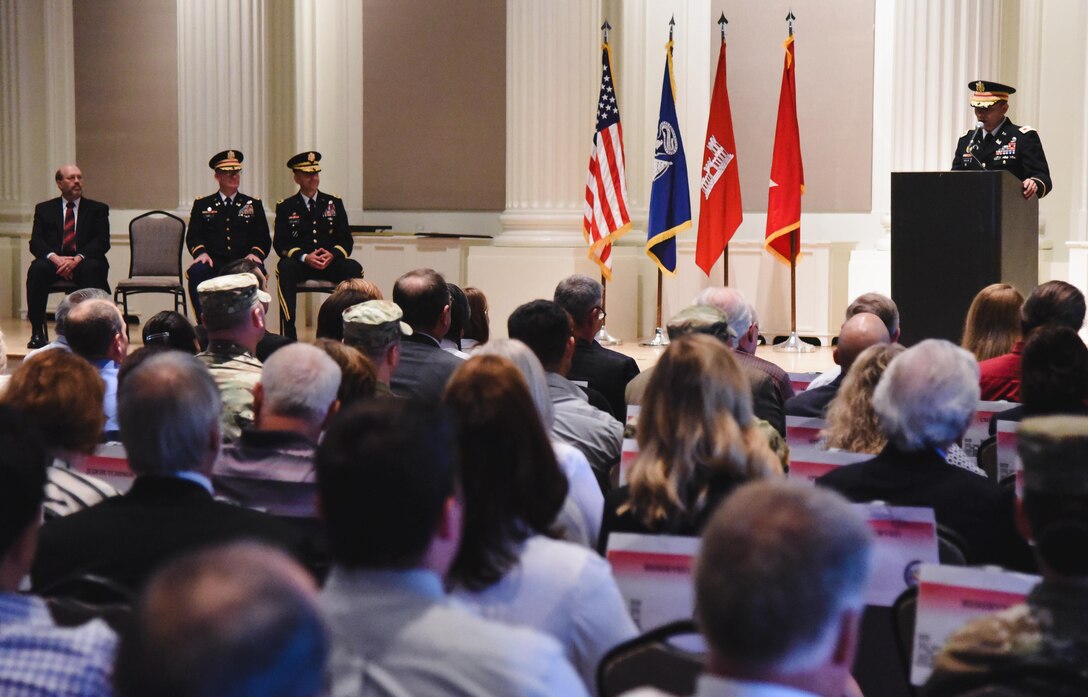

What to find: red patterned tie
left=62, top=201, right=76, bottom=254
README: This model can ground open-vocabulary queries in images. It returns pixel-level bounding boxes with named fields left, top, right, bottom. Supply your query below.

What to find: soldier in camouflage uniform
left=925, top=415, right=1088, bottom=696
left=195, top=274, right=269, bottom=442
left=342, top=300, right=412, bottom=399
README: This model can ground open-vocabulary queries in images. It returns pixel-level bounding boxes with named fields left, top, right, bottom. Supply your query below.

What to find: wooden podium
left=890, top=170, right=1038, bottom=346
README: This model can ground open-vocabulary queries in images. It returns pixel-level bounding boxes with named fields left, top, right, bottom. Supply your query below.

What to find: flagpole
left=641, top=270, right=668, bottom=347
left=772, top=9, right=813, bottom=354
left=595, top=272, right=620, bottom=345
left=720, top=13, right=730, bottom=288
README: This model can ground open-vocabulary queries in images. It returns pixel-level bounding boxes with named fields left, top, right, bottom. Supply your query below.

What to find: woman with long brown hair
left=961, top=283, right=1024, bottom=362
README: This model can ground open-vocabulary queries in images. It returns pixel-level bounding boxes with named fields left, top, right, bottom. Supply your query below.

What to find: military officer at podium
left=186, top=150, right=271, bottom=321
left=273, top=151, right=362, bottom=340
left=951, top=80, right=1052, bottom=200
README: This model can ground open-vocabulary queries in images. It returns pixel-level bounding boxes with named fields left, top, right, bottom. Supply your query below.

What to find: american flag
left=583, top=42, right=631, bottom=280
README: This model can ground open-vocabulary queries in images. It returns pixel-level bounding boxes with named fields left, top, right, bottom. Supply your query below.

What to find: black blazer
left=785, top=373, right=843, bottom=418
left=186, top=191, right=271, bottom=261
left=816, top=444, right=1022, bottom=567
left=30, top=197, right=110, bottom=260
left=569, top=338, right=640, bottom=423
left=390, top=333, right=464, bottom=403
left=31, top=476, right=305, bottom=594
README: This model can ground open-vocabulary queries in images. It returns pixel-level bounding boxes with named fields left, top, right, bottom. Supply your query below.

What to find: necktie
left=62, top=201, right=76, bottom=254
left=307, top=197, right=316, bottom=214
left=225, top=197, right=233, bottom=215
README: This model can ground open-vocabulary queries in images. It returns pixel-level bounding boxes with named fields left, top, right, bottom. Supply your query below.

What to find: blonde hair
left=822, top=343, right=906, bottom=454
left=335, top=278, right=383, bottom=300
left=961, top=283, right=1024, bottom=361
left=624, top=334, right=782, bottom=527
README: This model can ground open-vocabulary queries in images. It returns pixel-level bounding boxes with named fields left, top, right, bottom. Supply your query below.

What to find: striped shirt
left=0, top=593, right=116, bottom=696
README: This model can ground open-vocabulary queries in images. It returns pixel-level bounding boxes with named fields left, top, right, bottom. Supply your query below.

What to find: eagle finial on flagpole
left=719, top=13, right=728, bottom=43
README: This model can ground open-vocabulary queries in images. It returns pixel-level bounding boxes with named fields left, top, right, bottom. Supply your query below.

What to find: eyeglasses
left=593, top=306, right=607, bottom=320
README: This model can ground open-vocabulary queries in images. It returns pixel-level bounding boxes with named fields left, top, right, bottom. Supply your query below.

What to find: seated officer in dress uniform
left=951, top=80, right=1052, bottom=200
left=273, top=151, right=363, bottom=340
left=185, top=150, right=271, bottom=322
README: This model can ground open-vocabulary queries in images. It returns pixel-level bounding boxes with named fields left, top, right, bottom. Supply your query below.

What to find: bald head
left=834, top=313, right=890, bottom=374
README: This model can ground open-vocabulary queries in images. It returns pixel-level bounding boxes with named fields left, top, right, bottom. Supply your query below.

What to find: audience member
left=64, top=298, right=127, bottom=436
left=686, top=480, right=873, bottom=697
left=601, top=334, right=782, bottom=552
left=116, top=345, right=172, bottom=389
left=335, top=277, right=384, bottom=298
left=1, top=350, right=118, bottom=519
left=785, top=312, right=889, bottom=417
left=979, top=280, right=1086, bottom=401
left=317, top=399, right=589, bottom=696
left=475, top=339, right=604, bottom=548
left=817, top=340, right=1018, bottom=565
left=554, top=274, right=640, bottom=422
left=25, top=287, right=110, bottom=358
left=990, top=324, right=1088, bottom=435
left=508, top=299, right=623, bottom=483
left=926, top=416, right=1088, bottom=695
left=390, top=268, right=464, bottom=401
left=313, top=339, right=378, bottom=405
left=0, top=405, right=117, bottom=694
left=441, top=283, right=472, bottom=357
left=114, top=542, right=327, bottom=697
left=213, top=343, right=340, bottom=519
left=627, top=305, right=787, bottom=437
left=694, top=286, right=796, bottom=404
left=316, top=285, right=377, bottom=341
left=462, top=286, right=490, bottom=351
left=443, top=355, right=636, bottom=692
left=218, top=257, right=294, bottom=361
left=142, top=310, right=200, bottom=354
left=821, top=344, right=906, bottom=454
left=806, top=291, right=903, bottom=391
left=341, top=300, right=410, bottom=398
left=961, top=283, right=1025, bottom=362
left=195, top=273, right=268, bottom=441
left=31, top=352, right=304, bottom=594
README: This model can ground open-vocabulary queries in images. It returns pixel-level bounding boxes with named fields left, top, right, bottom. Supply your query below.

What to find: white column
left=293, top=0, right=364, bottom=213
left=176, top=0, right=269, bottom=207
left=891, top=0, right=1000, bottom=172
left=0, top=0, right=75, bottom=220
left=499, top=0, right=601, bottom=244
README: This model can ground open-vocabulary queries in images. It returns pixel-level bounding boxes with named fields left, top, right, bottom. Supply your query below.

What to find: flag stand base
left=639, top=327, right=669, bottom=347
left=595, top=326, right=621, bottom=346
left=772, top=331, right=815, bottom=353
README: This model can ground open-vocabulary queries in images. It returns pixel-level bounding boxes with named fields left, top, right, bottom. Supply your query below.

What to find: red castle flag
left=696, top=35, right=742, bottom=276
left=764, top=31, right=805, bottom=265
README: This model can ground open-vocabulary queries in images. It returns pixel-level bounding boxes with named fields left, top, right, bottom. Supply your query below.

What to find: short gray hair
left=693, top=287, right=752, bottom=348
left=872, top=339, right=979, bottom=451
left=696, top=480, right=872, bottom=674
left=56, top=287, right=110, bottom=336
left=261, top=343, right=341, bottom=421
left=119, top=352, right=222, bottom=475
left=475, top=339, right=555, bottom=431
left=553, top=274, right=603, bottom=323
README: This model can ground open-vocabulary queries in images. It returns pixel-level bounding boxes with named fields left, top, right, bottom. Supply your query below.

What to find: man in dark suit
left=185, top=150, right=271, bottom=322
left=273, top=151, right=362, bottom=339
left=816, top=339, right=1022, bottom=567
left=554, top=275, right=639, bottom=422
left=31, top=352, right=304, bottom=594
left=26, top=164, right=111, bottom=348
left=785, top=312, right=889, bottom=418
left=390, top=268, right=463, bottom=402
left=952, top=80, right=1052, bottom=199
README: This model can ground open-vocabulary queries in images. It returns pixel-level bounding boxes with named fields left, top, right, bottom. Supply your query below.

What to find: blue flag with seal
left=646, top=38, right=692, bottom=275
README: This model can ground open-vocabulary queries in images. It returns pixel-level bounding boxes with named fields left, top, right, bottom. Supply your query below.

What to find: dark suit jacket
left=273, top=191, right=352, bottom=260
left=31, top=475, right=305, bottom=594
left=30, top=197, right=110, bottom=260
left=785, top=373, right=843, bottom=417
left=569, top=338, right=640, bottom=422
left=186, top=191, right=271, bottom=261
left=390, top=333, right=463, bottom=402
left=816, top=444, right=1021, bottom=566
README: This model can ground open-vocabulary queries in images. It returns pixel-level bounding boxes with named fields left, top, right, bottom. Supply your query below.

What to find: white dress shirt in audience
left=553, top=440, right=605, bottom=548
left=452, top=535, right=638, bottom=695
left=322, top=567, right=588, bottom=697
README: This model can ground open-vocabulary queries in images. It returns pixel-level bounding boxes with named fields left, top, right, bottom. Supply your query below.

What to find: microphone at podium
left=965, top=120, right=985, bottom=154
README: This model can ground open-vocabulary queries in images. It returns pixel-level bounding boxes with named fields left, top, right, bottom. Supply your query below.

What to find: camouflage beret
left=342, top=300, right=412, bottom=349
left=666, top=305, right=736, bottom=341
left=197, top=273, right=269, bottom=319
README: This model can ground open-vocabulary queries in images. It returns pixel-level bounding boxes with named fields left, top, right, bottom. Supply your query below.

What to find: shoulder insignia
left=277, top=199, right=284, bottom=205
left=960, top=129, right=971, bottom=137
left=1019, top=125, right=1036, bottom=133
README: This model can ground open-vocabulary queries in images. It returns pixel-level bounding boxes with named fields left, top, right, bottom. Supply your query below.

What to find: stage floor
left=0, top=316, right=836, bottom=375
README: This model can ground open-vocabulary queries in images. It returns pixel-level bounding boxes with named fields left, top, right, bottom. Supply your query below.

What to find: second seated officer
left=186, top=150, right=271, bottom=321
left=273, top=151, right=362, bottom=339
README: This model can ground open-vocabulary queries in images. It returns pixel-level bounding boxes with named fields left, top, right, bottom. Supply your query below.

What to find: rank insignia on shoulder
left=1019, top=125, right=1036, bottom=133
left=960, top=129, right=971, bottom=137
left=277, top=199, right=284, bottom=205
